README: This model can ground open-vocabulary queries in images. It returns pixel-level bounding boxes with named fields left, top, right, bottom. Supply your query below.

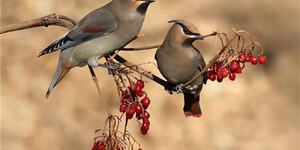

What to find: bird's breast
left=156, top=48, right=199, bottom=85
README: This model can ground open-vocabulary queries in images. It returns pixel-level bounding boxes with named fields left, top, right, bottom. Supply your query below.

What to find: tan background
left=1, top=0, right=299, bottom=150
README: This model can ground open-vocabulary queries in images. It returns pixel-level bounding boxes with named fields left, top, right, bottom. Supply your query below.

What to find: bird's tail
left=183, top=92, right=202, bottom=118
left=45, top=61, right=70, bottom=98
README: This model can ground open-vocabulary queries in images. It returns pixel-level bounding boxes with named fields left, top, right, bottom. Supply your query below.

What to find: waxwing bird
left=155, top=20, right=207, bottom=117
left=39, top=0, right=154, bottom=98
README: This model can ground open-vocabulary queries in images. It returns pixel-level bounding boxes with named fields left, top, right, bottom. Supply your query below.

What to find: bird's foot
left=98, top=63, right=120, bottom=70
left=185, top=85, right=198, bottom=94
left=174, top=84, right=184, bottom=93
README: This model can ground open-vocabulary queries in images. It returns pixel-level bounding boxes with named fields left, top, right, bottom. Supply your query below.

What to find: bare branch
left=120, top=45, right=161, bottom=51
left=0, top=13, right=76, bottom=34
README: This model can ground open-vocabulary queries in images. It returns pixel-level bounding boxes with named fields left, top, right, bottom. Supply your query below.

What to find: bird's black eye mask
left=168, top=20, right=200, bottom=36
left=181, top=26, right=200, bottom=36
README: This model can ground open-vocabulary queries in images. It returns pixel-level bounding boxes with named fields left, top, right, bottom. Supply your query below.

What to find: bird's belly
left=70, top=22, right=142, bottom=66
left=158, top=54, right=199, bottom=85
left=70, top=35, right=130, bottom=66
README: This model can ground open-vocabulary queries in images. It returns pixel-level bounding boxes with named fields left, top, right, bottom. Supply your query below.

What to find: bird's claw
left=107, top=63, right=120, bottom=70
left=175, top=84, right=184, bottom=93
left=98, top=63, right=120, bottom=70
left=185, top=85, right=198, bottom=94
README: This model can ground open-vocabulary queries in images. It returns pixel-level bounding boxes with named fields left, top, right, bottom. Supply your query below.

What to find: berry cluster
left=119, top=80, right=151, bottom=135
left=91, top=116, right=143, bottom=150
left=92, top=141, right=107, bottom=150
left=207, top=52, right=267, bottom=82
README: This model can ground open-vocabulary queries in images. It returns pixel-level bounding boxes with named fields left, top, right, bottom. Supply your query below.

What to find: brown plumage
left=155, top=20, right=206, bottom=117
left=39, top=0, right=154, bottom=98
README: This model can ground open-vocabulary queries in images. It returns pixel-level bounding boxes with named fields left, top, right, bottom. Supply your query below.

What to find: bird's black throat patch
left=136, top=3, right=151, bottom=15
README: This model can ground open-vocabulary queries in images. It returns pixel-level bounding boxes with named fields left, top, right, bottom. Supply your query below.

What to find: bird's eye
left=182, top=27, right=194, bottom=35
left=183, top=28, right=189, bottom=34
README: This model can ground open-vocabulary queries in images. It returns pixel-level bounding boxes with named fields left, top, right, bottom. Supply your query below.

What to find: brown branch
left=0, top=13, right=76, bottom=34
left=120, top=44, right=161, bottom=51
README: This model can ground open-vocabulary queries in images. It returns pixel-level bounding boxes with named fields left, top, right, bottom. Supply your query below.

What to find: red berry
left=230, top=60, right=240, bottom=72
left=229, top=72, right=236, bottom=81
left=236, top=68, right=242, bottom=74
left=250, top=56, right=258, bottom=65
left=140, top=126, right=148, bottom=135
left=136, top=112, right=143, bottom=120
left=136, top=80, right=145, bottom=89
left=140, top=119, right=150, bottom=135
left=97, top=143, right=105, bottom=150
left=136, top=91, right=144, bottom=97
left=217, top=77, right=223, bottom=82
left=119, top=104, right=127, bottom=113
left=143, top=111, right=150, bottom=120
left=134, top=84, right=142, bottom=93
left=217, top=69, right=223, bottom=79
left=258, top=55, right=267, bottom=64
left=92, top=142, right=104, bottom=150
left=246, top=53, right=253, bottom=62
left=217, top=69, right=223, bottom=82
left=143, top=119, right=150, bottom=126
left=208, top=73, right=216, bottom=81
left=238, top=53, right=246, bottom=63
left=222, top=68, right=229, bottom=78
left=135, top=104, right=143, bottom=114
left=126, top=106, right=135, bottom=119
left=141, top=97, right=150, bottom=109
left=207, top=70, right=216, bottom=81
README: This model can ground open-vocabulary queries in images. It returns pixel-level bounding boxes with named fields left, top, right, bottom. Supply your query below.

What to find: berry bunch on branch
left=182, top=29, right=267, bottom=87
left=107, top=59, right=152, bottom=135
left=205, top=29, right=267, bottom=83
left=92, top=115, right=142, bottom=150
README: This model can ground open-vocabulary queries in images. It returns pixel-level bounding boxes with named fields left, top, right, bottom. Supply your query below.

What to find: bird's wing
left=192, top=46, right=208, bottom=84
left=192, top=46, right=206, bottom=69
left=38, top=7, right=118, bottom=57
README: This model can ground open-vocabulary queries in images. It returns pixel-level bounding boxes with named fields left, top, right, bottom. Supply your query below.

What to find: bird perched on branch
left=155, top=20, right=207, bottom=117
left=39, top=0, right=155, bottom=98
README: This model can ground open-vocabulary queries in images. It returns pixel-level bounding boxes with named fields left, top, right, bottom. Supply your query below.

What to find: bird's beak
left=190, top=33, right=204, bottom=40
left=137, top=0, right=155, bottom=3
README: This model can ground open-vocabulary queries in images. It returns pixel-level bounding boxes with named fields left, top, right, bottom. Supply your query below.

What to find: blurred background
left=1, top=0, right=299, bottom=149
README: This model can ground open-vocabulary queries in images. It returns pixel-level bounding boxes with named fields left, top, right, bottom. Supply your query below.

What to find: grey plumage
left=155, top=20, right=206, bottom=117
left=40, top=0, right=154, bottom=98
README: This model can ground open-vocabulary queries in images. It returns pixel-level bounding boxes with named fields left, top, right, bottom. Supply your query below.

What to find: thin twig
left=88, top=66, right=111, bottom=116
left=120, top=45, right=161, bottom=51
